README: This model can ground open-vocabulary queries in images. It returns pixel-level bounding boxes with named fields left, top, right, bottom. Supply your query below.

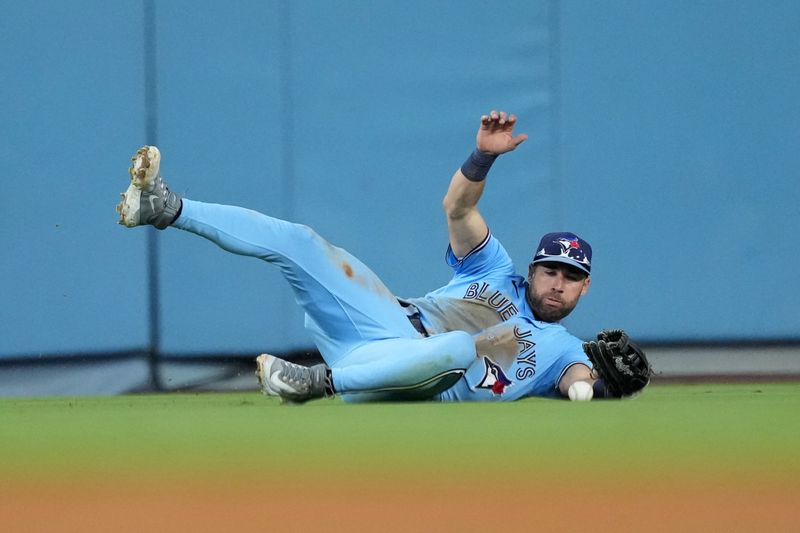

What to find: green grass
left=2, top=383, right=799, bottom=483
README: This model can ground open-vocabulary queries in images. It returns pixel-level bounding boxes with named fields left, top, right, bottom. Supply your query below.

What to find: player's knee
left=293, top=223, right=336, bottom=250
left=439, top=330, right=477, bottom=365
left=288, top=222, right=317, bottom=241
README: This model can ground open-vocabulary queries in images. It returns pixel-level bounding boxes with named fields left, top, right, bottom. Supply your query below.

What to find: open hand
left=476, top=110, right=528, bottom=155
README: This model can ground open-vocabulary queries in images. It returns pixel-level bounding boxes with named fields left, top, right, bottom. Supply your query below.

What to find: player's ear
left=581, top=276, right=591, bottom=296
left=528, top=262, right=536, bottom=279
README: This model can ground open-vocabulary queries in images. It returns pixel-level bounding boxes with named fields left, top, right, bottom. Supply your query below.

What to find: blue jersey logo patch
left=476, top=356, right=513, bottom=395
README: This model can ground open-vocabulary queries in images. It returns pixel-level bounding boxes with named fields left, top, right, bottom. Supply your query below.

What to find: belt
left=398, top=300, right=429, bottom=337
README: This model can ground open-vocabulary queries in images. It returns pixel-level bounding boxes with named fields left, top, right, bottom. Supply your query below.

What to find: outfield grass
left=2, top=382, right=798, bottom=482
left=2, top=383, right=799, bottom=531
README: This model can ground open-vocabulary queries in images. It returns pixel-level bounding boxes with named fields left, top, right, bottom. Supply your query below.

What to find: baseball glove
left=583, top=329, right=652, bottom=398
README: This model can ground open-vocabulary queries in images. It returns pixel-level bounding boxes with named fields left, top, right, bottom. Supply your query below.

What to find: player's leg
left=171, top=199, right=421, bottom=363
left=115, top=146, right=418, bottom=364
left=334, top=331, right=477, bottom=402
left=256, top=330, right=477, bottom=403
left=117, top=146, right=475, bottom=403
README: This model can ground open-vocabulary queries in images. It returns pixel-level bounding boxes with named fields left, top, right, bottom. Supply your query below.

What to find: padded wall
left=2, top=0, right=797, bottom=361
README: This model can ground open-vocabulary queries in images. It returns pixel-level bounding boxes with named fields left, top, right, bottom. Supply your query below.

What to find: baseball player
left=116, top=111, right=650, bottom=402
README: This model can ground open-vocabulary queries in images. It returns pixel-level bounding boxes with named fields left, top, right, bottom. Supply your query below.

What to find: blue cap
left=532, top=232, right=592, bottom=275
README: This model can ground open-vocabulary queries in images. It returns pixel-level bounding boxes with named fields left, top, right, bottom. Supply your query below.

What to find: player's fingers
left=480, top=115, right=491, bottom=128
left=488, top=111, right=505, bottom=132
left=498, top=111, right=508, bottom=124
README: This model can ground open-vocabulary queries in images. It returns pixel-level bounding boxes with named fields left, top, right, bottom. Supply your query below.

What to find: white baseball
left=568, top=381, right=594, bottom=401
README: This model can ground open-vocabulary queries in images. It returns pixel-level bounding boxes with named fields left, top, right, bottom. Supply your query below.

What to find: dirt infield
left=2, top=474, right=798, bottom=532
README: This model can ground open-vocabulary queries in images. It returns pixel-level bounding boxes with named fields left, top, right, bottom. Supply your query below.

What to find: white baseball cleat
left=255, top=353, right=333, bottom=403
left=116, top=145, right=181, bottom=229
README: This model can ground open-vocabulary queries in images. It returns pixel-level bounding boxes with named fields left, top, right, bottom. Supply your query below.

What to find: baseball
left=568, top=381, right=594, bottom=401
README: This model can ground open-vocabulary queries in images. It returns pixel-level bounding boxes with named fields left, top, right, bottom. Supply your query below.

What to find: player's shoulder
left=552, top=328, right=588, bottom=365
left=446, top=232, right=514, bottom=275
left=551, top=323, right=584, bottom=348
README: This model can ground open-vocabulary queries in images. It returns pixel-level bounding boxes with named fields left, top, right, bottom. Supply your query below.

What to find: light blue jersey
left=405, top=233, right=589, bottom=401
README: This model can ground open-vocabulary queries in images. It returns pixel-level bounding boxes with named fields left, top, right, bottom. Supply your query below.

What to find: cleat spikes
left=115, top=146, right=179, bottom=229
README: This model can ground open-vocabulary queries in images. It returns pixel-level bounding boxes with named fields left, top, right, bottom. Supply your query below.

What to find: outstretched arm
left=558, top=363, right=595, bottom=398
left=443, top=111, right=528, bottom=258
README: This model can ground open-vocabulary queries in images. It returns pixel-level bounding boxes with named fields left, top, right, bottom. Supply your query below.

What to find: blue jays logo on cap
left=532, top=232, right=592, bottom=274
left=476, top=356, right=513, bottom=396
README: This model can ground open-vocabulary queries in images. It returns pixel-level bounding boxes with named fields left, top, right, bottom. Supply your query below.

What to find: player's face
left=526, top=263, right=590, bottom=322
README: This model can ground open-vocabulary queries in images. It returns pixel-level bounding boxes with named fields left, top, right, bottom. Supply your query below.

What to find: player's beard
left=526, top=287, right=579, bottom=323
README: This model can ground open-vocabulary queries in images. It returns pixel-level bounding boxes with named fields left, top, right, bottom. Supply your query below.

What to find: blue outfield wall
left=1, top=0, right=798, bottom=362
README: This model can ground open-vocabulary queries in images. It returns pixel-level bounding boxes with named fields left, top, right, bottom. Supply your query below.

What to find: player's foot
left=116, top=145, right=182, bottom=229
left=255, top=353, right=334, bottom=403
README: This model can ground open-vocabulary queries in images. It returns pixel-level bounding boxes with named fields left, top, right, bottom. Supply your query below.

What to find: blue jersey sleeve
left=445, top=233, right=515, bottom=280
left=552, top=340, right=592, bottom=396
left=529, top=335, right=591, bottom=398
